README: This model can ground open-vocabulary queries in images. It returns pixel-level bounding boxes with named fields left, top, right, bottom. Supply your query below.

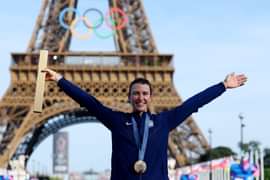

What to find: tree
left=238, top=142, right=250, bottom=153
left=264, top=148, right=270, bottom=168
left=238, top=140, right=261, bottom=154
left=199, top=146, right=236, bottom=162
left=249, top=140, right=261, bottom=152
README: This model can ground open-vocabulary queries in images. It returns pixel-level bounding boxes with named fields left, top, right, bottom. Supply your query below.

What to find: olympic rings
left=70, top=16, right=93, bottom=40
left=58, top=7, right=128, bottom=40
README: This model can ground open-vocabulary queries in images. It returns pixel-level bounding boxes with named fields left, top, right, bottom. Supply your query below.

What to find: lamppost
left=239, top=113, right=245, bottom=155
left=208, top=129, right=212, bottom=180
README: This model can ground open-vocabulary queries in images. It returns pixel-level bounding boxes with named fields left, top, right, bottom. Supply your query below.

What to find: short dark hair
left=128, top=78, right=152, bottom=97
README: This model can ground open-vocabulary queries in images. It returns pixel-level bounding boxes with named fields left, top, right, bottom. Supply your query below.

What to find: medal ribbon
left=131, top=113, right=150, bottom=161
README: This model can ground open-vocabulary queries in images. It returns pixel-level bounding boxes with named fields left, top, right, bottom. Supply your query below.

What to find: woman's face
left=129, top=83, right=152, bottom=114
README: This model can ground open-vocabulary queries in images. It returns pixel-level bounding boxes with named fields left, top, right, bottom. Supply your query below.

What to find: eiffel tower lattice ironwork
left=0, top=0, right=209, bottom=168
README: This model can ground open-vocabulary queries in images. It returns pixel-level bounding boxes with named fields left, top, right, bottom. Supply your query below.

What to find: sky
left=0, top=0, right=270, bottom=175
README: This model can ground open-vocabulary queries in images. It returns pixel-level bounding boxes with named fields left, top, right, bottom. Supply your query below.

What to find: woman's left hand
left=223, top=73, right=248, bottom=89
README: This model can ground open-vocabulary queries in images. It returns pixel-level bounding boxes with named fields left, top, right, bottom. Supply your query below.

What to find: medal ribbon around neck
left=131, top=113, right=150, bottom=161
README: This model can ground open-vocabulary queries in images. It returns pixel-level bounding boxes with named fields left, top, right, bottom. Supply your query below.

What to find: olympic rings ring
left=58, top=7, right=128, bottom=40
left=59, top=7, right=80, bottom=30
left=93, top=17, right=116, bottom=39
left=70, top=16, right=93, bottom=40
left=82, top=8, right=104, bottom=29
left=105, top=7, right=128, bottom=30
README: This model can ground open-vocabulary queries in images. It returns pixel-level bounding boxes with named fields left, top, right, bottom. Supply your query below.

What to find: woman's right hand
left=41, top=68, right=62, bottom=82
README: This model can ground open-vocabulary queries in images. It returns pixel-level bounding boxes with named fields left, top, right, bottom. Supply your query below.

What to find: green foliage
left=248, top=140, right=261, bottom=151
left=238, top=142, right=250, bottom=153
left=49, top=177, right=62, bottom=180
left=264, top=148, right=270, bottom=168
left=264, top=148, right=270, bottom=155
left=199, top=146, right=236, bottom=162
left=265, top=168, right=270, bottom=180
left=238, top=140, right=261, bottom=153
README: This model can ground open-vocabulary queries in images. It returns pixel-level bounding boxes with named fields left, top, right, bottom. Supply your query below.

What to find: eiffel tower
left=0, top=0, right=209, bottom=168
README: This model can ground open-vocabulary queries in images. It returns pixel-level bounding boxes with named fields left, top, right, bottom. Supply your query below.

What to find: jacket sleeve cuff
left=56, top=75, right=63, bottom=82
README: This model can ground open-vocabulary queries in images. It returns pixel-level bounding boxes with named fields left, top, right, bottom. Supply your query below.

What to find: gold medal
left=134, top=160, right=147, bottom=174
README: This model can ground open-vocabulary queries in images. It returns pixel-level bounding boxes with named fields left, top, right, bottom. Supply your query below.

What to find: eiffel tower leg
left=0, top=105, right=30, bottom=167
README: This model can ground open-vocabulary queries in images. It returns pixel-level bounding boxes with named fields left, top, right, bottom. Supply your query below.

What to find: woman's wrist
left=55, top=73, right=63, bottom=82
left=223, top=81, right=228, bottom=89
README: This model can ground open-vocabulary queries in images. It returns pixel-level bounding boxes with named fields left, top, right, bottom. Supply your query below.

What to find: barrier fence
left=169, top=152, right=263, bottom=180
left=0, top=150, right=264, bottom=180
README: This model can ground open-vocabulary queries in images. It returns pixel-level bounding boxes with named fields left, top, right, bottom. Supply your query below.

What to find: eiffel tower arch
left=0, top=0, right=209, bottom=168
